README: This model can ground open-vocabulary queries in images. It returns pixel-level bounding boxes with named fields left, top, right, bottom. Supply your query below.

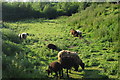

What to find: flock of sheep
left=46, top=29, right=84, bottom=78
left=46, top=50, right=85, bottom=78
left=18, top=29, right=84, bottom=78
left=18, top=29, right=82, bottom=40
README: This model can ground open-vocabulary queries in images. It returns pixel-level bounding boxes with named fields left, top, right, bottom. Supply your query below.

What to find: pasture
left=2, top=2, right=119, bottom=80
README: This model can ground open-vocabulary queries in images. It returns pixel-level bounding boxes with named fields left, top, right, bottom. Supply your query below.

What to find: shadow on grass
left=3, top=69, right=116, bottom=80
left=43, top=69, right=117, bottom=80
left=82, top=69, right=109, bottom=80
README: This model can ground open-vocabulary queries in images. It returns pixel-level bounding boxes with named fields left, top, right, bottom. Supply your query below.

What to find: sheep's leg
left=74, top=65, right=79, bottom=71
left=55, top=72, right=58, bottom=77
left=66, top=68, right=71, bottom=73
left=58, top=71, right=61, bottom=77
left=61, top=69, right=63, bottom=77
left=59, top=70, right=63, bottom=78
left=66, top=69, right=69, bottom=77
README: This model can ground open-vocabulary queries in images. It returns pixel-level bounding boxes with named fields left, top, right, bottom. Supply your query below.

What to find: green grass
left=2, top=3, right=119, bottom=79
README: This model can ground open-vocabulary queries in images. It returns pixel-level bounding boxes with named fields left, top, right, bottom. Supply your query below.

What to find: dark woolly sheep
left=46, top=61, right=63, bottom=77
left=47, top=44, right=58, bottom=51
left=58, top=50, right=85, bottom=71
left=60, top=56, right=78, bottom=77
left=18, top=33, right=29, bottom=39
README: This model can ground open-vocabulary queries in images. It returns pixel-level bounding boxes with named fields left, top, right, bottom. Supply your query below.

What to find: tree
left=43, top=4, right=57, bottom=19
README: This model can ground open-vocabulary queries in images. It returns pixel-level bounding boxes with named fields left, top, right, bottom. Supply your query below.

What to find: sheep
left=70, top=29, right=82, bottom=38
left=47, top=44, right=58, bottom=51
left=70, top=29, right=78, bottom=37
left=58, top=50, right=85, bottom=71
left=60, top=56, right=78, bottom=77
left=18, top=33, right=29, bottom=39
left=46, top=61, right=63, bottom=77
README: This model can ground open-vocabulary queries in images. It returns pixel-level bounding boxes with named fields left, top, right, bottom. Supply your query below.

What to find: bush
left=2, top=40, right=23, bottom=55
left=2, top=28, right=20, bottom=43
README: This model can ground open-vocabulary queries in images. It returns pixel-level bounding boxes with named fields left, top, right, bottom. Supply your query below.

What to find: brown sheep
left=47, top=44, right=58, bottom=51
left=46, top=61, right=63, bottom=77
left=70, top=29, right=82, bottom=38
left=58, top=50, right=85, bottom=71
left=60, top=56, right=78, bottom=77
left=70, top=29, right=78, bottom=37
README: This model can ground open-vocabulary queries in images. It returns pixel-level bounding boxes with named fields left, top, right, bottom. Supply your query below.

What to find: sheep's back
left=49, top=62, right=62, bottom=72
left=58, top=50, right=82, bottom=64
left=58, top=50, right=78, bottom=60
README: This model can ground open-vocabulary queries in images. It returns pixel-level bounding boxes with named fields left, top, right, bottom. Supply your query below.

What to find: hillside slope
left=2, top=3, right=119, bottom=79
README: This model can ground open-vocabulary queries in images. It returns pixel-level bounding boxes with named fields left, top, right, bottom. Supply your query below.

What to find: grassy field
left=2, top=3, right=119, bottom=80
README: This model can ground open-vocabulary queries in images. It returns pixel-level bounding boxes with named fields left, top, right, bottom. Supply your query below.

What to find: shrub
left=2, top=40, right=23, bottom=55
left=2, top=28, right=20, bottom=43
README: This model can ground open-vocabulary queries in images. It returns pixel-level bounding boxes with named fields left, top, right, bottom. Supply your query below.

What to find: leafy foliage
left=2, top=2, right=91, bottom=21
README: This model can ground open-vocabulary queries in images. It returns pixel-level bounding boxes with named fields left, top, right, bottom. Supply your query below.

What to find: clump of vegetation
left=3, top=2, right=90, bottom=21
left=2, top=28, right=20, bottom=43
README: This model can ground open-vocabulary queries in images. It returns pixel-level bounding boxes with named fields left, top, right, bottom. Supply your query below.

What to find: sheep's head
left=81, top=63, right=85, bottom=70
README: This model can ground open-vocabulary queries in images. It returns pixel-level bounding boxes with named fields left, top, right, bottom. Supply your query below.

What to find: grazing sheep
left=18, top=33, right=29, bottom=39
left=60, top=56, right=78, bottom=77
left=70, top=29, right=78, bottom=37
left=70, top=29, right=82, bottom=38
left=46, top=61, right=63, bottom=77
left=47, top=44, right=58, bottom=51
left=58, top=50, right=85, bottom=71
